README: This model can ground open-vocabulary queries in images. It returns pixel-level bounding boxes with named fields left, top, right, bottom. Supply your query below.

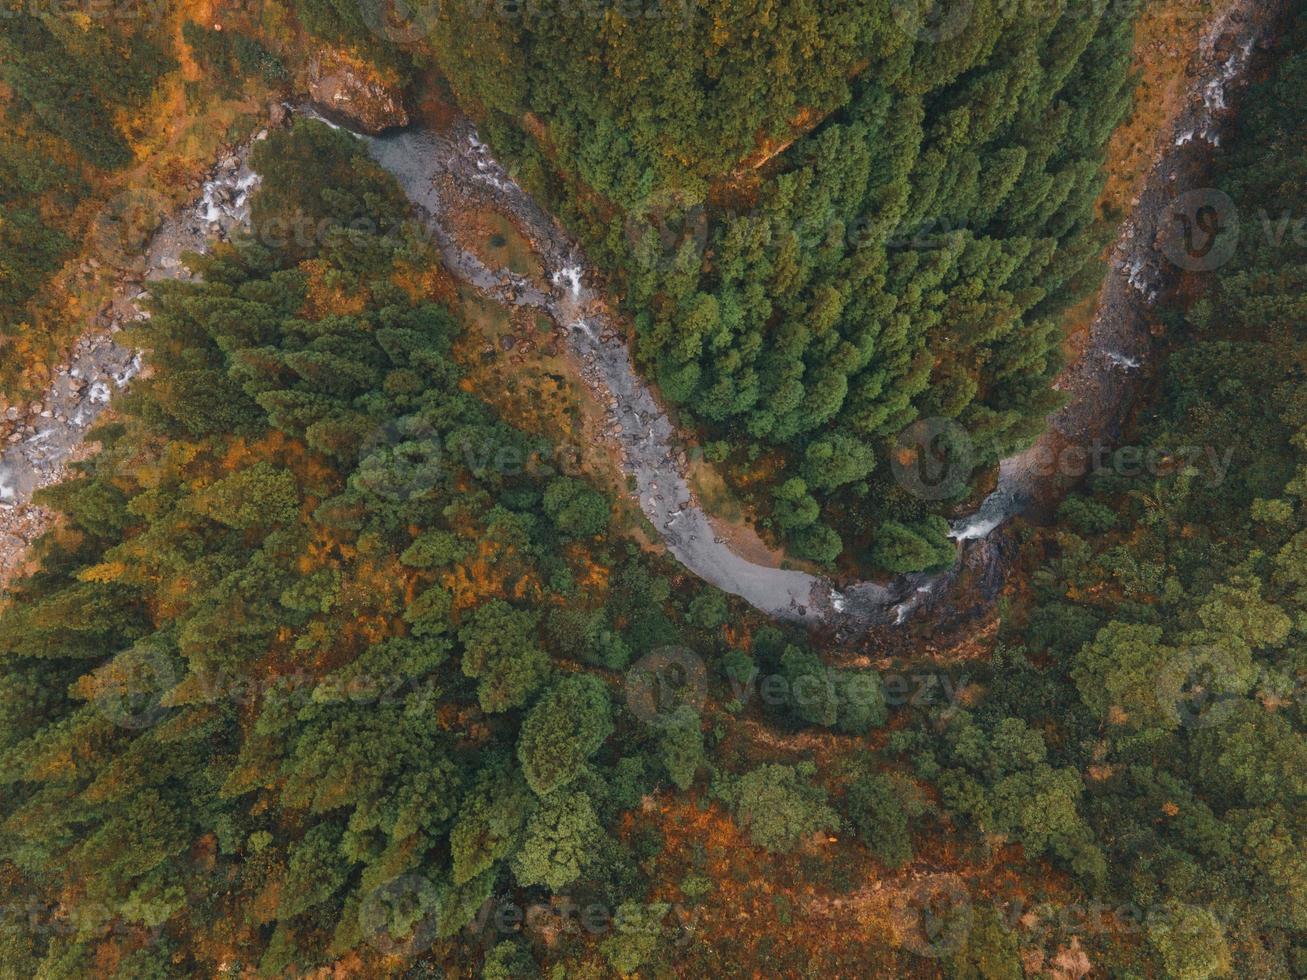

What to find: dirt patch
left=410, top=71, right=463, bottom=135
left=453, top=204, right=546, bottom=284
left=630, top=791, right=1077, bottom=976
left=685, top=455, right=792, bottom=568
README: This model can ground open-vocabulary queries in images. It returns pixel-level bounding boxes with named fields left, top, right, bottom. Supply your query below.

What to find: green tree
left=772, top=478, right=820, bottom=531
left=449, top=760, right=532, bottom=886
left=657, top=705, right=704, bottom=790
left=517, top=675, right=613, bottom=796
left=845, top=771, right=921, bottom=869
left=802, top=433, right=877, bottom=491
left=687, top=590, right=728, bottom=629
left=459, top=600, right=551, bottom=713
left=190, top=462, right=300, bottom=529
left=483, top=940, right=539, bottom=980
left=730, top=763, right=839, bottom=853
left=871, top=517, right=956, bottom=573
left=601, top=902, right=671, bottom=975
left=542, top=477, right=609, bottom=539
left=949, top=905, right=1022, bottom=980
left=780, top=645, right=838, bottom=728
left=510, top=791, right=604, bottom=891
left=280, top=823, right=352, bottom=919
left=1147, top=904, right=1232, bottom=980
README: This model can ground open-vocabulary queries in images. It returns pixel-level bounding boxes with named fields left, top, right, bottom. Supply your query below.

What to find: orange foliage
left=299, top=259, right=369, bottom=318
left=249, top=872, right=284, bottom=927
left=445, top=537, right=544, bottom=613
left=391, top=260, right=457, bottom=305
left=626, top=781, right=1075, bottom=975
left=565, top=543, right=609, bottom=598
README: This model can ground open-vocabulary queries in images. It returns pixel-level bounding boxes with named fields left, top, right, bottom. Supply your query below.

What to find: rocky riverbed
left=349, top=119, right=906, bottom=624
left=0, top=135, right=264, bottom=584
left=952, top=0, right=1279, bottom=545
left=919, top=0, right=1283, bottom=627
left=0, top=2, right=1280, bottom=630
left=343, top=0, right=1280, bottom=630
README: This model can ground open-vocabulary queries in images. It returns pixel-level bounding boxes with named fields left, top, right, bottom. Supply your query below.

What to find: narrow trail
left=0, top=2, right=1278, bottom=634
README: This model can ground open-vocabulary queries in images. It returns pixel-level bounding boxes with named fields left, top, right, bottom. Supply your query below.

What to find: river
left=0, top=2, right=1277, bottom=629
left=341, top=0, right=1275, bottom=630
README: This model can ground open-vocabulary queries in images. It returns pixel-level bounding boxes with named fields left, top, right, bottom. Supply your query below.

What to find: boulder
left=307, top=49, right=409, bottom=135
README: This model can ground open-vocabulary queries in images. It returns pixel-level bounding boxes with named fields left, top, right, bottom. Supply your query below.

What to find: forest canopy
left=908, top=21, right=1307, bottom=975
left=0, top=121, right=889, bottom=976
left=0, top=1, right=1302, bottom=977
left=401, top=0, right=1141, bottom=568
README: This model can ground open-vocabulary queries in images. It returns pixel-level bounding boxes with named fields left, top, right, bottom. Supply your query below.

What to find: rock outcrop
left=307, top=49, right=409, bottom=135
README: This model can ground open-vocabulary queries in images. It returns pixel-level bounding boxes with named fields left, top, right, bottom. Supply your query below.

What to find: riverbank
left=0, top=133, right=265, bottom=586
left=342, top=0, right=1281, bottom=633
left=925, top=0, right=1285, bottom=636
left=0, top=0, right=1281, bottom=634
